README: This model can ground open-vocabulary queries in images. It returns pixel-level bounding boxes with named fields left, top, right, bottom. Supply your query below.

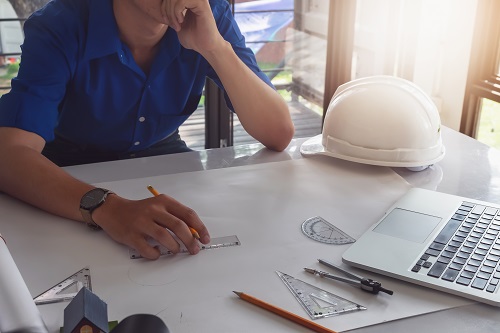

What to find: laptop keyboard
left=411, top=202, right=500, bottom=293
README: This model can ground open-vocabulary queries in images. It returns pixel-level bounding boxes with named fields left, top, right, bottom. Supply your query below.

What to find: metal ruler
left=276, top=271, right=366, bottom=319
left=129, top=235, right=240, bottom=259
left=34, top=267, right=91, bottom=305
left=301, top=216, right=356, bottom=245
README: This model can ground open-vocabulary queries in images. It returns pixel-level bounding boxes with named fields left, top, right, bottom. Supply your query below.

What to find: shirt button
left=139, top=117, right=146, bottom=122
left=134, top=141, right=140, bottom=146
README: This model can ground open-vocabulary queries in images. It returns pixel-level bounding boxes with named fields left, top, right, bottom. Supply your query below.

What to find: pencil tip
left=233, top=291, right=241, bottom=296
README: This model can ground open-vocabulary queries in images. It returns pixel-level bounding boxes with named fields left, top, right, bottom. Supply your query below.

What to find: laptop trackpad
left=373, top=208, right=442, bottom=243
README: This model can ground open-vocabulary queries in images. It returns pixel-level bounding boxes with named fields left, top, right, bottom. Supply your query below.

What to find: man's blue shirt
left=0, top=0, right=272, bottom=153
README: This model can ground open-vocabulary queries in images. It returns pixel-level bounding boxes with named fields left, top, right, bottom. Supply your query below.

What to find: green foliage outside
left=0, top=61, right=20, bottom=96
left=1, top=62, right=20, bottom=78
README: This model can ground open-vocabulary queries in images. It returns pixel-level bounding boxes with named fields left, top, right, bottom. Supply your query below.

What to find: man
left=0, top=0, right=294, bottom=259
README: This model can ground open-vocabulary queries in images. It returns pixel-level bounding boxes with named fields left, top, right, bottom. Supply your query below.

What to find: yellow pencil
left=233, top=291, right=337, bottom=333
left=146, top=184, right=161, bottom=197
left=147, top=185, right=200, bottom=239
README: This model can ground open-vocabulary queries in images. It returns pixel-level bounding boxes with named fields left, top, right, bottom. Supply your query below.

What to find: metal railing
left=232, top=3, right=294, bottom=88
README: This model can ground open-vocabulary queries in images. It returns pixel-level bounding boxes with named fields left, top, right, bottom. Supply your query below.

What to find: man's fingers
left=149, top=211, right=201, bottom=254
left=154, top=194, right=210, bottom=244
left=173, top=2, right=186, bottom=25
left=148, top=222, right=182, bottom=253
left=164, top=0, right=205, bottom=31
left=133, top=239, right=162, bottom=260
left=167, top=0, right=183, bottom=31
left=162, top=0, right=178, bottom=30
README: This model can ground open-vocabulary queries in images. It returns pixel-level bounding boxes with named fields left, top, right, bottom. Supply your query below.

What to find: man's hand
left=93, top=192, right=210, bottom=260
left=161, top=0, right=226, bottom=55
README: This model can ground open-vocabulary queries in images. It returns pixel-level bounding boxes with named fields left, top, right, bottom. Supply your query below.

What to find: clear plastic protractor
left=301, top=216, right=356, bottom=244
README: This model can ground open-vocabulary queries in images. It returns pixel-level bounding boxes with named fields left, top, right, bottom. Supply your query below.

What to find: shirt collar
left=84, top=0, right=121, bottom=61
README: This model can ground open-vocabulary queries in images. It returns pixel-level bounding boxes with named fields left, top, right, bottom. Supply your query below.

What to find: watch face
left=80, top=188, right=107, bottom=210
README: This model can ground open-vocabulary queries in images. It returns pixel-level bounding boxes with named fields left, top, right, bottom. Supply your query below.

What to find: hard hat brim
left=300, top=134, right=445, bottom=168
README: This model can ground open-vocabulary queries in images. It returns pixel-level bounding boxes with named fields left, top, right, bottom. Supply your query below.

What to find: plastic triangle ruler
left=301, top=216, right=356, bottom=245
left=34, top=267, right=92, bottom=305
left=129, top=235, right=240, bottom=259
left=276, top=271, right=366, bottom=319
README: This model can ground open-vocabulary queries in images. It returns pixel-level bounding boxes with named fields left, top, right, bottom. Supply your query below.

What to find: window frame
left=460, top=0, right=500, bottom=138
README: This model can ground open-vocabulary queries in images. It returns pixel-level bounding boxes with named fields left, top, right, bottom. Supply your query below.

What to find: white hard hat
left=300, top=75, right=445, bottom=170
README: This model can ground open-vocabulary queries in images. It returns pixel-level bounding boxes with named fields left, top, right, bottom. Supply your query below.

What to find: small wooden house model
left=63, top=287, right=108, bottom=333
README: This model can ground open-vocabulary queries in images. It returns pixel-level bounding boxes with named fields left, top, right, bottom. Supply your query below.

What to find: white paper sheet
left=0, top=157, right=473, bottom=333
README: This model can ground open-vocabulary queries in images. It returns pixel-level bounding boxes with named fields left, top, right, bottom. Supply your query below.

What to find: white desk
left=2, top=126, right=500, bottom=332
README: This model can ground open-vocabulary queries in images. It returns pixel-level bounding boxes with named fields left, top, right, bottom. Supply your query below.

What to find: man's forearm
left=202, top=41, right=294, bottom=151
left=0, top=144, right=92, bottom=222
left=0, top=142, right=210, bottom=260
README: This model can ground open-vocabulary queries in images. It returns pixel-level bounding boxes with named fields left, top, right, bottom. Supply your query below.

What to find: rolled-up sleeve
left=0, top=91, right=60, bottom=140
left=0, top=4, right=75, bottom=142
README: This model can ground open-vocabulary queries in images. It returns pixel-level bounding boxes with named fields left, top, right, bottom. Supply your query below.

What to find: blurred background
left=1, top=0, right=499, bottom=151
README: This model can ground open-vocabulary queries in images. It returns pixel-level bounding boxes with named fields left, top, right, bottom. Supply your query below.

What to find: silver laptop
left=342, top=187, right=500, bottom=306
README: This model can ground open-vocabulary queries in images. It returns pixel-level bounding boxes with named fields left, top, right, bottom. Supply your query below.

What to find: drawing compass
left=305, top=259, right=394, bottom=295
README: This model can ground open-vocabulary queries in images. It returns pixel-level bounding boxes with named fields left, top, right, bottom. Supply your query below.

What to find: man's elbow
left=266, top=121, right=295, bottom=152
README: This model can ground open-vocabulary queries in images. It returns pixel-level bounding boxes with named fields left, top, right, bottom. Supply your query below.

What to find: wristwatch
left=79, top=188, right=114, bottom=230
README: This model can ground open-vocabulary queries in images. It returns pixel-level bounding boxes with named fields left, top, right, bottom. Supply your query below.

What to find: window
left=181, top=0, right=329, bottom=150
left=476, top=99, right=500, bottom=149
left=460, top=0, right=500, bottom=148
